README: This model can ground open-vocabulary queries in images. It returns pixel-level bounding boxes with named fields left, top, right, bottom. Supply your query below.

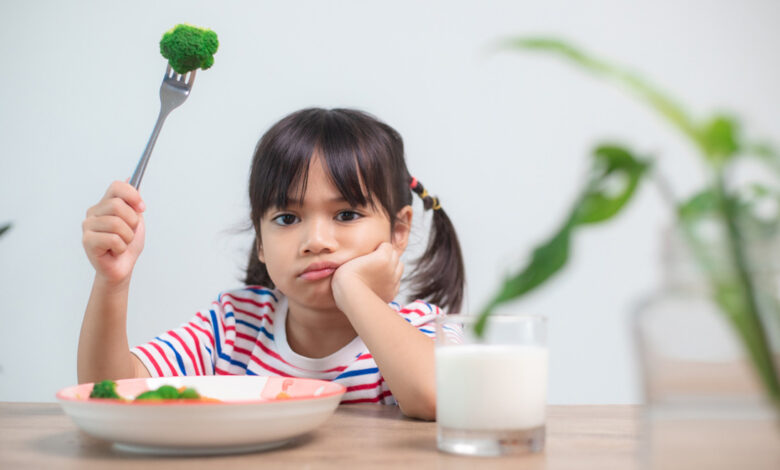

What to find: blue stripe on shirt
left=209, top=309, right=252, bottom=371
left=204, top=345, right=214, bottom=373
left=235, top=319, right=274, bottom=341
left=210, top=309, right=231, bottom=363
left=156, top=336, right=187, bottom=375
left=244, top=287, right=278, bottom=302
left=336, top=367, right=379, bottom=379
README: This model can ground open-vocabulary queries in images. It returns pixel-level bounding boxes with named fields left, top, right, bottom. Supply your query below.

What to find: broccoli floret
left=178, top=387, right=201, bottom=400
left=134, top=390, right=163, bottom=401
left=89, top=380, right=121, bottom=399
left=134, top=384, right=201, bottom=401
left=160, top=24, right=219, bottom=74
left=156, top=385, right=180, bottom=399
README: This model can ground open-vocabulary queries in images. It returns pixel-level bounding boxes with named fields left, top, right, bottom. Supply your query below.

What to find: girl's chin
left=289, top=284, right=338, bottom=309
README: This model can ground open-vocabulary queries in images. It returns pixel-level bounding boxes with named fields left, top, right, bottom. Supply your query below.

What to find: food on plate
left=160, top=24, right=219, bottom=74
left=134, top=385, right=185, bottom=400
left=88, top=381, right=220, bottom=402
left=88, top=379, right=121, bottom=399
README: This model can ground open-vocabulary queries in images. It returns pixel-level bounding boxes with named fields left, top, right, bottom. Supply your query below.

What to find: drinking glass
left=435, top=314, right=548, bottom=456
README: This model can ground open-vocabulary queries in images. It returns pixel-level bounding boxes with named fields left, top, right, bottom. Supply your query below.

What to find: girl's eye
left=336, top=210, right=361, bottom=222
left=272, top=214, right=299, bottom=226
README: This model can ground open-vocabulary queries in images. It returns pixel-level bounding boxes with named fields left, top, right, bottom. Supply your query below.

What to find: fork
left=129, top=64, right=196, bottom=189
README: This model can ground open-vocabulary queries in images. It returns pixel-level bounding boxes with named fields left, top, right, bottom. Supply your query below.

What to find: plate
left=56, top=376, right=345, bottom=455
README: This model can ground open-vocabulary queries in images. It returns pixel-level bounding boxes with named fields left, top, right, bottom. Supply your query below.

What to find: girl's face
left=257, top=155, right=411, bottom=309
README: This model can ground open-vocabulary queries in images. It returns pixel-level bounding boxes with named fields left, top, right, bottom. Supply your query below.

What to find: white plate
left=57, top=376, right=345, bottom=455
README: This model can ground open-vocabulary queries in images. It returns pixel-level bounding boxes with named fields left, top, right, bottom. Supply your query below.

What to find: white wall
left=1, top=0, right=778, bottom=403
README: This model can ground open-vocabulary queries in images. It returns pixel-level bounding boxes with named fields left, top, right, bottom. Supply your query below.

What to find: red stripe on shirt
left=399, top=308, right=428, bottom=317
left=182, top=325, right=208, bottom=375
left=188, top=321, right=215, bottom=348
left=136, top=345, right=164, bottom=376
left=222, top=301, right=274, bottom=325
left=168, top=331, right=201, bottom=376
left=248, top=355, right=292, bottom=377
left=149, top=341, right=180, bottom=376
left=235, top=331, right=290, bottom=366
left=341, top=390, right=393, bottom=404
left=221, top=292, right=276, bottom=314
left=346, top=378, right=385, bottom=392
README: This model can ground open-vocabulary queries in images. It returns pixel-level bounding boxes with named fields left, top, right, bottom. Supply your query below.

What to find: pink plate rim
left=56, top=376, right=346, bottom=406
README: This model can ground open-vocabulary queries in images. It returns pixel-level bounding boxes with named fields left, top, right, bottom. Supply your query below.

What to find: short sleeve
left=130, top=307, right=220, bottom=377
left=390, top=299, right=444, bottom=338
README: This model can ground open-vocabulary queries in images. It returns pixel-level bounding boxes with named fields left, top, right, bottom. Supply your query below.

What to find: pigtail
left=407, top=178, right=465, bottom=313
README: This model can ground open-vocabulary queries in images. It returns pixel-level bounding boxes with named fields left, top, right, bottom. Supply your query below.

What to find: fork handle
left=129, top=108, right=170, bottom=190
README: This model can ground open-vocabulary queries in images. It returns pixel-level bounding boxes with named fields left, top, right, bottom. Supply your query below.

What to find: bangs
left=251, top=109, right=397, bottom=222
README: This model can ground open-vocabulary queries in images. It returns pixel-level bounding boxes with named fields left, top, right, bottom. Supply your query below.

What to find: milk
left=435, top=344, right=548, bottom=430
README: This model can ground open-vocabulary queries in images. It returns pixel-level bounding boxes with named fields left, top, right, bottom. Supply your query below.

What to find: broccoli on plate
left=88, top=380, right=121, bottom=399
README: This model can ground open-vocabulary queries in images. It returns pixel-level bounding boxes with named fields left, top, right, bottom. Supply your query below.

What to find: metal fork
left=129, top=64, right=196, bottom=189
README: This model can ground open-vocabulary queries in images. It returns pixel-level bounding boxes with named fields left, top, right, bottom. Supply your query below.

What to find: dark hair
left=244, top=108, right=465, bottom=312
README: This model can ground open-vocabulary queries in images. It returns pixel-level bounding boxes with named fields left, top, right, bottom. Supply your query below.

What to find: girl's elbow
left=399, top=392, right=437, bottom=421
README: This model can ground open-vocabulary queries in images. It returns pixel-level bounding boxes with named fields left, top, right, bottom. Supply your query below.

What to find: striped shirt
left=130, top=285, right=443, bottom=404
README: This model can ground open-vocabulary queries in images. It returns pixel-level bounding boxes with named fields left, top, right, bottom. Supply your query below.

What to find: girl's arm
left=332, top=243, right=436, bottom=421
left=78, top=181, right=150, bottom=383
left=78, top=276, right=151, bottom=382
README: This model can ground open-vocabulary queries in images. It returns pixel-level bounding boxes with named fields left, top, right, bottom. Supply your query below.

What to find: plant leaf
left=499, top=37, right=708, bottom=157
left=476, top=145, right=649, bottom=334
left=574, top=145, right=650, bottom=224
left=0, top=223, right=10, bottom=238
left=700, top=114, right=740, bottom=163
left=679, top=189, right=718, bottom=221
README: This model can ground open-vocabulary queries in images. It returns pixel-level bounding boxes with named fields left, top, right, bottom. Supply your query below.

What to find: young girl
left=78, top=108, right=465, bottom=420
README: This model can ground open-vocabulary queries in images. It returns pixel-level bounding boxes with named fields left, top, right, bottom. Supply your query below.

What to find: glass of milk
left=435, top=314, right=548, bottom=456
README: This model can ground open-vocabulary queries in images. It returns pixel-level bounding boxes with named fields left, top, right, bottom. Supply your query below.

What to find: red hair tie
left=409, top=177, right=418, bottom=189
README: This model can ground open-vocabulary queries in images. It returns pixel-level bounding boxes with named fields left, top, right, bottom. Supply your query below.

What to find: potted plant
left=473, top=37, right=780, bottom=465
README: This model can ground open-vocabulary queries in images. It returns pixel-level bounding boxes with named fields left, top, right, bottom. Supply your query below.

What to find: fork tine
left=186, top=69, right=197, bottom=87
left=165, top=63, right=173, bottom=78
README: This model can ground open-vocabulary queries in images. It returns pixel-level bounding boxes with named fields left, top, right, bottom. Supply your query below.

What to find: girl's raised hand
left=332, top=242, right=404, bottom=306
left=82, top=181, right=146, bottom=286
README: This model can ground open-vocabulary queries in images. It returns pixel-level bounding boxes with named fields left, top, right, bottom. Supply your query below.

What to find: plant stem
left=714, top=171, right=780, bottom=414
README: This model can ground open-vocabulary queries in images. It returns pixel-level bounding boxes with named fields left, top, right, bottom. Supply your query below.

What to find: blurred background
left=1, top=0, right=778, bottom=403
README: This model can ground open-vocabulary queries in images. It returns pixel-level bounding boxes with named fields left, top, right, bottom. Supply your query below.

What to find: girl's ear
left=256, top=237, right=265, bottom=263
left=392, top=205, right=413, bottom=252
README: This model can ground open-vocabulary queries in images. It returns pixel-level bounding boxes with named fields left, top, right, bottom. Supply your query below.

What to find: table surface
left=0, top=402, right=640, bottom=469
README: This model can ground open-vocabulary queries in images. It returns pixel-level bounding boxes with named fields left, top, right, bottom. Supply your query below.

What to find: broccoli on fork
left=160, top=24, right=219, bottom=74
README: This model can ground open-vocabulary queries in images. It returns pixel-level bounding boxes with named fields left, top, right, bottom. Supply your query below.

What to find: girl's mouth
left=299, top=261, right=340, bottom=281
left=299, top=267, right=336, bottom=281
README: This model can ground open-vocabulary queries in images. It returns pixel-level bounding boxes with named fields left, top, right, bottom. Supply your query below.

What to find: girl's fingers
left=102, top=180, right=146, bottom=213
left=83, top=231, right=128, bottom=256
left=87, top=198, right=140, bottom=230
left=395, top=260, right=404, bottom=282
left=84, top=215, right=136, bottom=245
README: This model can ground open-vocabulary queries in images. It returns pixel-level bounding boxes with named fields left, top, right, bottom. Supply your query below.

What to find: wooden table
left=0, top=403, right=640, bottom=469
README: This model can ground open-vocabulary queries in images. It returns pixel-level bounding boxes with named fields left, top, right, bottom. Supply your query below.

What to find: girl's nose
left=301, top=218, right=337, bottom=254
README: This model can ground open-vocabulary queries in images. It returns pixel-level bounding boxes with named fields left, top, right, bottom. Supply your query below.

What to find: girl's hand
left=332, top=242, right=404, bottom=307
left=82, top=181, right=146, bottom=286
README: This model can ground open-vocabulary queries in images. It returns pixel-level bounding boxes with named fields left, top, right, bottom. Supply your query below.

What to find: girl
left=78, top=108, right=465, bottom=420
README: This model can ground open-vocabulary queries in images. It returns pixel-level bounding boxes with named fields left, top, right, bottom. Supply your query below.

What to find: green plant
left=477, top=37, right=780, bottom=413
left=0, top=223, right=10, bottom=238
